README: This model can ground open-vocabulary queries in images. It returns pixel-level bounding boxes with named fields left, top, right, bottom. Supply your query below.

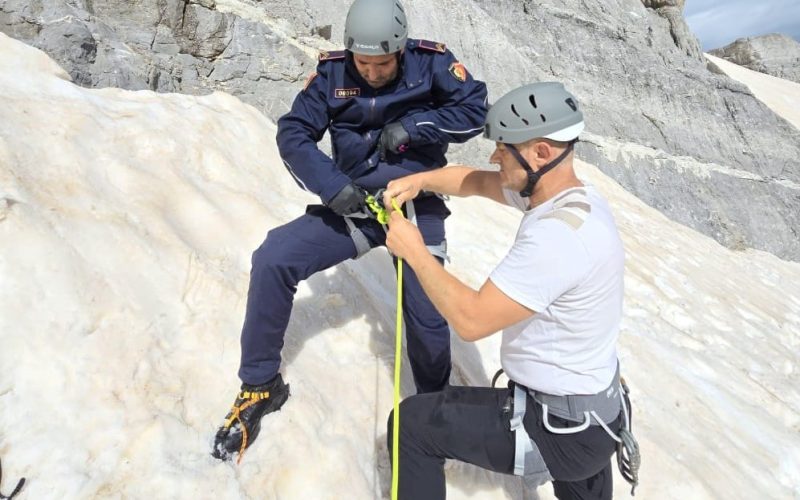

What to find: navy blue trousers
left=238, top=196, right=452, bottom=393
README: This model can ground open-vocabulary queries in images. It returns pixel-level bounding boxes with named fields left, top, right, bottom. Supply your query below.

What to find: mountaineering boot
left=0, top=457, right=26, bottom=500
left=211, top=374, right=290, bottom=462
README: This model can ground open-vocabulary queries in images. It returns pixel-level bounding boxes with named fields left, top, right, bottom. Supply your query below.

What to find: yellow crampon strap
left=222, top=390, right=270, bottom=464
left=363, top=195, right=404, bottom=499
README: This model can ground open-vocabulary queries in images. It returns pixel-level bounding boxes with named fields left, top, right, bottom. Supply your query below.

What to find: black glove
left=326, top=182, right=367, bottom=216
left=378, top=121, right=410, bottom=160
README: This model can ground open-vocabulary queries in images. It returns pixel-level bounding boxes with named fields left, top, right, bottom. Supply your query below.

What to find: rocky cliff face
left=711, top=33, right=800, bottom=84
left=2, top=0, right=800, bottom=260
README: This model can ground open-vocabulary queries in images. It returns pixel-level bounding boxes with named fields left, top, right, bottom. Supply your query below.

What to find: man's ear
left=533, top=141, right=552, bottom=165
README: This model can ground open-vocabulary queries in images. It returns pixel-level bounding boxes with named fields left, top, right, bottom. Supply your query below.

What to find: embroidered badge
left=335, top=88, right=361, bottom=98
left=448, top=62, right=468, bottom=83
left=303, top=72, right=317, bottom=91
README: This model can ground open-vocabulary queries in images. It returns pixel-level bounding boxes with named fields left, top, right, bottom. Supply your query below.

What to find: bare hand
left=383, top=174, right=425, bottom=209
left=385, top=211, right=426, bottom=262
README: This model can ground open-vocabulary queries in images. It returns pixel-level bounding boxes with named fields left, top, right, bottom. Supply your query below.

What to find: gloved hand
left=378, top=121, right=410, bottom=160
left=326, top=182, right=367, bottom=216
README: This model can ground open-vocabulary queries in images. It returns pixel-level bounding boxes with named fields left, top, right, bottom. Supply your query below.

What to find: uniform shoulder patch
left=414, top=39, right=446, bottom=53
left=318, top=50, right=346, bottom=62
left=448, top=61, right=468, bottom=82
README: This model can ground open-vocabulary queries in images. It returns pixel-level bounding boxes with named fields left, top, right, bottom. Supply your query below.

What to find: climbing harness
left=494, top=367, right=641, bottom=495
left=0, top=458, right=25, bottom=500
left=220, top=388, right=273, bottom=465
left=343, top=190, right=448, bottom=261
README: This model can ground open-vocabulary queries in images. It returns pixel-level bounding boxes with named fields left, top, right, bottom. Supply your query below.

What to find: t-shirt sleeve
left=490, top=219, right=589, bottom=312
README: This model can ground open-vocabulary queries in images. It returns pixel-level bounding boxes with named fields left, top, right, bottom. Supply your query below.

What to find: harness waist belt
left=529, top=364, right=621, bottom=425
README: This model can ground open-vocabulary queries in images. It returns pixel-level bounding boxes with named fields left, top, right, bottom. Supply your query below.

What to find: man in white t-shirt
left=383, top=82, right=634, bottom=499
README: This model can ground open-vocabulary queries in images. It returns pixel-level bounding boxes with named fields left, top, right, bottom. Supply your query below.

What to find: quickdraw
left=0, top=458, right=25, bottom=500
left=221, top=390, right=272, bottom=465
left=617, top=378, right=640, bottom=495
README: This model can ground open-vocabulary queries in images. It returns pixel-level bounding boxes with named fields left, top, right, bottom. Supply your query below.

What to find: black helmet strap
left=507, top=140, right=577, bottom=198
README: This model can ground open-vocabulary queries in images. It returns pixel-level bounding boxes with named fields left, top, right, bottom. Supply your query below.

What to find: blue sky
left=685, top=0, right=800, bottom=50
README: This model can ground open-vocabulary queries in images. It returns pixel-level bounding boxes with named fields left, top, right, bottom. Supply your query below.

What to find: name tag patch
left=335, top=88, right=361, bottom=98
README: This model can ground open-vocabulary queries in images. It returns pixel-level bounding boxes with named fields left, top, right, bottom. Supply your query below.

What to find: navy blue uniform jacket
left=276, top=39, right=488, bottom=204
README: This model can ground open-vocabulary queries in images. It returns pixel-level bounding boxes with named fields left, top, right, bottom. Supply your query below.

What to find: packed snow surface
left=1, top=34, right=799, bottom=499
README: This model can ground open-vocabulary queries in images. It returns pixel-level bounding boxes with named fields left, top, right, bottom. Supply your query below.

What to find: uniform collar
left=399, top=46, right=423, bottom=89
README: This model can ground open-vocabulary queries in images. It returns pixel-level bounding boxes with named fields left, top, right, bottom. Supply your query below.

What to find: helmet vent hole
left=511, top=104, right=520, bottom=117
left=565, top=98, right=577, bottom=111
left=499, top=121, right=507, bottom=127
left=540, top=114, right=546, bottom=122
left=529, top=94, right=538, bottom=108
left=521, top=118, right=529, bottom=125
left=396, top=3, right=404, bottom=12
left=395, top=16, right=403, bottom=25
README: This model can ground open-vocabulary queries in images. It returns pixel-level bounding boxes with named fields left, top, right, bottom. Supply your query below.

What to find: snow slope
left=1, top=33, right=799, bottom=499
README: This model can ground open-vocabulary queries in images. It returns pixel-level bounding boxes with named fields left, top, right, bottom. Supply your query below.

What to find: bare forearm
left=418, top=166, right=501, bottom=200
left=386, top=209, right=532, bottom=340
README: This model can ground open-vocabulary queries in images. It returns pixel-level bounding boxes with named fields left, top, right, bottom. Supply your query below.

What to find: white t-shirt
left=490, top=184, right=624, bottom=396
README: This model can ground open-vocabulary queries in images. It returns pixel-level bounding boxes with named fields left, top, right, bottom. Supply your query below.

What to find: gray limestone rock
left=2, top=0, right=800, bottom=260
left=710, top=33, right=800, bottom=84
left=641, top=0, right=702, bottom=59
left=34, top=16, right=97, bottom=86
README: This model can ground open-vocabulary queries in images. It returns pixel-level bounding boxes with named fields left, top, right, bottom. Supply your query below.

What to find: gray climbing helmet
left=484, top=82, right=584, bottom=144
left=344, top=0, right=408, bottom=55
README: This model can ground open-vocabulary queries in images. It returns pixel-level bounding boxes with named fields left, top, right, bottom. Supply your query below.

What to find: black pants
left=387, top=385, right=620, bottom=499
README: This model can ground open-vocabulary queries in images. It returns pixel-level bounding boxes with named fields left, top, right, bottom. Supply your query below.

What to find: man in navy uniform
left=212, top=0, right=488, bottom=461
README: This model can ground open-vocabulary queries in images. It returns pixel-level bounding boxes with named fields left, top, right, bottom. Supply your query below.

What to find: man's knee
left=552, top=462, right=614, bottom=500
left=251, top=227, right=299, bottom=277
left=387, top=394, right=440, bottom=444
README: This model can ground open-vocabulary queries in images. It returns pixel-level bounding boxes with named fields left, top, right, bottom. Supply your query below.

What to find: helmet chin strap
left=506, top=141, right=576, bottom=197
